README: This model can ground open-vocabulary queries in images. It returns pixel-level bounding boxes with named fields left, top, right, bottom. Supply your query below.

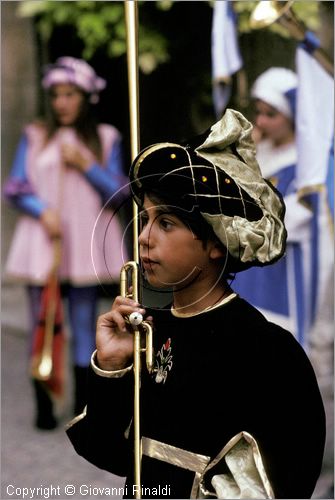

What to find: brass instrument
left=30, top=288, right=55, bottom=380
left=124, top=2, right=154, bottom=498
left=250, top=1, right=334, bottom=76
left=30, top=238, right=62, bottom=381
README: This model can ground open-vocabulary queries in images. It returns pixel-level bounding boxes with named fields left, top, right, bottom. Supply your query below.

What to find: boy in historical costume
left=66, top=109, right=325, bottom=499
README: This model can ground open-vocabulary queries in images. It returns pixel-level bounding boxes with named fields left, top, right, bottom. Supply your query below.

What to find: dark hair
left=44, top=87, right=102, bottom=161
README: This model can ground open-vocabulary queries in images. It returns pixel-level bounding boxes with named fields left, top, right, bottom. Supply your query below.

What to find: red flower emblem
left=164, top=338, right=171, bottom=350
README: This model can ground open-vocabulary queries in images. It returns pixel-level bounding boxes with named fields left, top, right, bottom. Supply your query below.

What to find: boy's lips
left=141, top=256, right=158, bottom=269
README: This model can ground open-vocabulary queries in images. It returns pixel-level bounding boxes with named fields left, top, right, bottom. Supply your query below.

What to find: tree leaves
left=17, top=0, right=170, bottom=72
left=16, top=1, right=321, bottom=72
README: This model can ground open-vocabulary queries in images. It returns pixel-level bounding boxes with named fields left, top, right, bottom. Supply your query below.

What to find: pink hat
left=42, top=56, right=106, bottom=103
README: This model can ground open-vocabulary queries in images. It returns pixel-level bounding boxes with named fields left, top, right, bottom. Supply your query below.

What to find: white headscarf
left=251, top=67, right=297, bottom=119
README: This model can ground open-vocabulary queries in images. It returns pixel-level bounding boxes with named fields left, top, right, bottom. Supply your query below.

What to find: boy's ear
left=209, top=241, right=225, bottom=260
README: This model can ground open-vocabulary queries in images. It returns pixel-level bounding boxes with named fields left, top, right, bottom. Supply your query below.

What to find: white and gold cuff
left=90, top=350, right=133, bottom=378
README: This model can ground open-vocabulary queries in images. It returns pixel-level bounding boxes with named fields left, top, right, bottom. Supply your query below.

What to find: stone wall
left=1, top=1, right=38, bottom=272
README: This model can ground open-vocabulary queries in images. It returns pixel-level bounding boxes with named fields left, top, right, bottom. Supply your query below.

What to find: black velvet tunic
left=67, top=297, right=325, bottom=499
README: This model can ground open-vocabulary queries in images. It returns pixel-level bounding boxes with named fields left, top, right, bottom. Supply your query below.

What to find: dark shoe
left=32, top=379, right=58, bottom=430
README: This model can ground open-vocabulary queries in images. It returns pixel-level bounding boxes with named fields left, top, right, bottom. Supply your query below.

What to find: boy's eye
left=159, top=218, right=174, bottom=230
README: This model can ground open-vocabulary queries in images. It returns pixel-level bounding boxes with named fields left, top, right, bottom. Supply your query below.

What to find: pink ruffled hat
left=42, top=56, right=106, bottom=103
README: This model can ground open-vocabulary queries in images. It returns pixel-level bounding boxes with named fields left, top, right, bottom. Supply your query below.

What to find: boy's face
left=139, top=195, right=216, bottom=290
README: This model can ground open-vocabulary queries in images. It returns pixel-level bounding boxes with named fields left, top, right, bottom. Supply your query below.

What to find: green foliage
left=17, top=0, right=170, bottom=72
left=17, top=1, right=321, bottom=71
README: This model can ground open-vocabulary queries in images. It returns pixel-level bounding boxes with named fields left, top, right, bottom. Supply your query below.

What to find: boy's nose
left=139, top=224, right=153, bottom=248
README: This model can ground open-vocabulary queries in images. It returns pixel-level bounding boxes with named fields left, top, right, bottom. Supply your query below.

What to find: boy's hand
left=96, top=296, right=147, bottom=371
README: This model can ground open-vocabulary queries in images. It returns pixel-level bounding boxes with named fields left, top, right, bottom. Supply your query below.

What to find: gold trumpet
left=119, top=261, right=154, bottom=499
left=30, top=285, right=55, bottom=380
left=250, top=1, right=334, bottom=76
left=30, top=238, right=62, bottom=382
left=124, top=2, right=154, bottom=498
left=120, top=261, right=154, bottom=377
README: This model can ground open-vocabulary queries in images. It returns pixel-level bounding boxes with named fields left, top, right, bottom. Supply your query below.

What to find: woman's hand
left=61, top=144, right=91, bottom=173
left=96, top=296, right=148, bottom=371
left=40, top=208, right=62, bottom=239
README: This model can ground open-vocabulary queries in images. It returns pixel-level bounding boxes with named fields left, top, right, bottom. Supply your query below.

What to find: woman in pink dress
left=4, top=57, right=129, bottom=429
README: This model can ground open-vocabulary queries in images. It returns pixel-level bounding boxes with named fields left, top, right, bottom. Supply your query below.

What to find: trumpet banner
left=30, top=274, right=65, bottom=398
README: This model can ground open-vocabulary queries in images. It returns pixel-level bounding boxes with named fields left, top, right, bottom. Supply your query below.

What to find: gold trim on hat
left=131, top=109, right=287, bottom=267
left=132, top=142, right=188, bottom=190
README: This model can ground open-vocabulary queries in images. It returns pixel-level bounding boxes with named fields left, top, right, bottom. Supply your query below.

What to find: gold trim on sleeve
left=142, top=437, right=211, bottom=473
left=199, top=431, right=274, bottom=499
left=90, top=350, right=133, bottom=378
left=65, top=405, right=87, bottom=430
left=141, top=432, right=274, bottom=499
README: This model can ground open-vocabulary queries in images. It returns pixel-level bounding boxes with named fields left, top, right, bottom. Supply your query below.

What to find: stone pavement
left=1, top=309, right=125, bottom=500
left=1, top=283, right=334, bottom=500
left=1, top=284, right=126, bottom=500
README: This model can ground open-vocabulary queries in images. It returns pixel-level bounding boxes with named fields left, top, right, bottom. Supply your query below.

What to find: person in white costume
left=234, top=67, right=313, bottom=347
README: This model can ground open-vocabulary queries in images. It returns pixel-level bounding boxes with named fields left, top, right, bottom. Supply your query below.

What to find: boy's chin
left=146, top=280, right=169, bottom=290
left=143, top=274, right=171, bottom=290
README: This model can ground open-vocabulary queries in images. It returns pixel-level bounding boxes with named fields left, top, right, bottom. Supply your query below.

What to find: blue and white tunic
left=233, top=139, right=313, bottom=346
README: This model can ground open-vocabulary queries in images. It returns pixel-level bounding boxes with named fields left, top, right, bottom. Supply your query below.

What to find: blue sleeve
left=84, top=137, right=130, bottom=205
left=3, top=134, right=48, bottom=218
left=299, top=31, right=321, bottom=55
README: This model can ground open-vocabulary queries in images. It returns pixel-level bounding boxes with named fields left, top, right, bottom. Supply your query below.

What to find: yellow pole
left=124, top=2, right=142, bottom=497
